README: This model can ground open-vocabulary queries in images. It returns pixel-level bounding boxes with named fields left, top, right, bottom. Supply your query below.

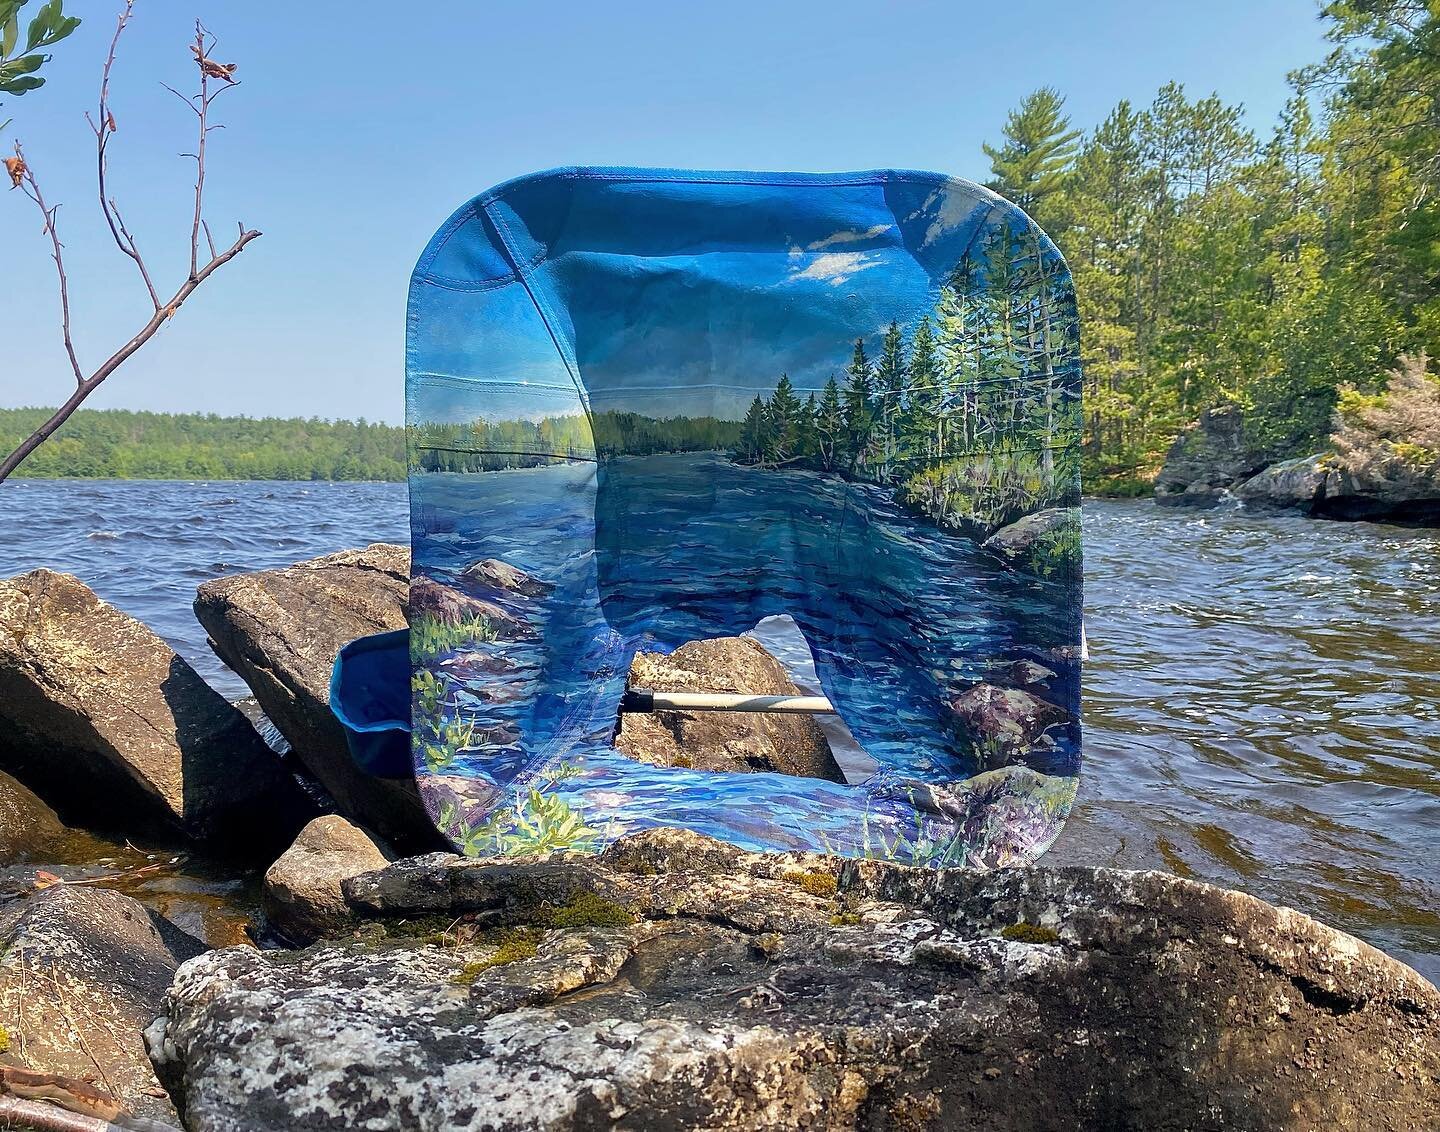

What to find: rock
left=263, top=816, right=391, bottom=944
left=615, top=636, right=843, bottom=782
left=152, top=830, right=1440, bottom=1132
left=409, top=576, right=528, bottom=637
left=1155, top=404, right=1270, bottom=508
left=1006, top=659, right=1056, bottom=687
left=0, top=569, right=310, bottom=852
left=0, top=769, right=65, bottom=862
left=193, top=544, right=441, bottom=853
left=980, top=508, right=1078, bottom=567
left=1234, top=452, right=1332, bottom=514
left=1, top=884, right=204, bottom=1125
left=948, top=683, right=1069, bottom=766
left=459, top=558, right=553, bottom=598
left=1237, top=452, right=1440, bottom=525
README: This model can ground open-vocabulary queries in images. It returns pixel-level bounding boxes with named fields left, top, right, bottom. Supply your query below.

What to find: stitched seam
left=483, top=200, right=593, bottom=429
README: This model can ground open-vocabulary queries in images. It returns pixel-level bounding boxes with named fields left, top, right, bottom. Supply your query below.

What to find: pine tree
left=843, top=339, right=876, bottom=471
left=814, top=375, right=845, bottom=473
left=983, top=87, right=1082, bottom=231
left=874, top=322, right=906, bottom=482
left=738, top=396, right=768, bottom=464
left=900, top=317, right=941, bottom=464
left=767, top=373, right=804, bottom=462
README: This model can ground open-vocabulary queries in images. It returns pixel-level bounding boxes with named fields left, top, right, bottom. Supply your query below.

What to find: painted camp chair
left=334, top=167, right=1084, bottom=868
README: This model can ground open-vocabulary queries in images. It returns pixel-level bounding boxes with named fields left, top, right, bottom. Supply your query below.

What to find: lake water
left=0, top=478, right=1435, bottom=981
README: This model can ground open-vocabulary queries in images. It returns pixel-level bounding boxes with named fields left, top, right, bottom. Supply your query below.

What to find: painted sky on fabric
left=1, top=0, right=1330, bottom=423
left=409, top=174, right=1015, bottom=424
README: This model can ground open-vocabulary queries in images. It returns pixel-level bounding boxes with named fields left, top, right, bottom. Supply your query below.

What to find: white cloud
left=788, top=251, right=880, bottom=287
left=912, top=184, right=986, bottom=248
left=806, top=223, right=892, bottom=252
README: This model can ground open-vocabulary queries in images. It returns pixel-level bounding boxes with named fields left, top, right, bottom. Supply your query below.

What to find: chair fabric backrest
left=401, top=167, right=1083, bottom=867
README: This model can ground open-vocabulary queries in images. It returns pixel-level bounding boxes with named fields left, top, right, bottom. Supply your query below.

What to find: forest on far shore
left=0, top=408, right=407, bottom=480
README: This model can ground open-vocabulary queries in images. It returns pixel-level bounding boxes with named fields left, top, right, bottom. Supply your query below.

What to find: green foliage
left=411, top=669, right=447, bottom=718
left=0, top=0, right=79, bottom=111
left=1001, top=921, right=1061, bottom=944
left=443, top=779, right=603, bottom=859
left=983, top=87, right=1082, bottom=231
left=452, top=927, right=543, bottom=983
left=780, top=869, right=838, bottom=898
left=1041, top=4, right=1440, bottom=486
left=0, top=408, right=406, bottom=479
left=409, top=613, right=498, bottom=664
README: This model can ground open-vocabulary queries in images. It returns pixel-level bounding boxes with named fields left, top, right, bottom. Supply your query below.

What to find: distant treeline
left=409, top=410, right=742, bottom=472
left=0, top=408, right=406, bottom=480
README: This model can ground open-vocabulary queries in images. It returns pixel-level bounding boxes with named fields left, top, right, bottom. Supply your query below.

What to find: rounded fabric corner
left=331, top=629, right=413, bottom=779
left=404, top=167, right=1084, bottom=868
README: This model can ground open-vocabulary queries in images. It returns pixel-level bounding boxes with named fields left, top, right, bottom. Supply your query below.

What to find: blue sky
left=1, top=0, right=1331, bottom=425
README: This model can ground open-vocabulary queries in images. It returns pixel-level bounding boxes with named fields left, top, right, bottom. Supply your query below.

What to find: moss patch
left=1001, top=921, right=1060, bottom=945
left=781, top=870, right=839, bottom=898
left=829, top=912, right=862, bottom=927
left=545, top=891, right=635, bottom=929
left=452, top=928, right=543, bottom=985
left=0, top=1023, right=9, bottom=1054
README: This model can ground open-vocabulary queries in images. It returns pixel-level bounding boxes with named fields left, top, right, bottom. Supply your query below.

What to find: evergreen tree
left=983, top=87, right=1082, bottom=231
left=874, top=322, right=907, bottom=482
left=738, top=397, right=769, bottom=464
left=900, top=317, right=941, bottom=463
left=843, top=338, right=876, bottom=471
left=814, top=375, right=845, bottom=472
left=766, top=373, right=804, bottom=462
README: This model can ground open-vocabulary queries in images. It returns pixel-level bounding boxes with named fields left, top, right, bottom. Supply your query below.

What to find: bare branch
left=92, top=1, right=161, bottom=310
left=0, top=9, right=262, bottom=484
left=12, top=143, right=84, bottom=387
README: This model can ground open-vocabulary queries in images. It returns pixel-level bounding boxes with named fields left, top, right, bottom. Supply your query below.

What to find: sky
left=1, top=0, right=1333, bottom=425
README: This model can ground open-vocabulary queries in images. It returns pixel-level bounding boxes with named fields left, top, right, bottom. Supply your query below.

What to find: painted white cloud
left=789, top=251, right=880, bottom=287
left=912, top=184, right=987, bottom=248
left=807, top=223, right=892, bottom=251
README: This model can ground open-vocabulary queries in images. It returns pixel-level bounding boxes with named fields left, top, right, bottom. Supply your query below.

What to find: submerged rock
left=152, top=829, right=1439, bottom=1131
left=194, top=544, right=440, bottom=852
left=460, top=558, right=554, bottom=598
left=948, top=683, right=1069, bottom=767
left=263, top=815, right=391, bottom=945
left=615, top=636, right=844, bottom=782
left=0, top=569, right=310, bottom=852
left=1, top=884, right=204, bottom=1125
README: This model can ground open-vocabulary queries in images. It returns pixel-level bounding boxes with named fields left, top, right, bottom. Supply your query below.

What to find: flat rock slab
left=152, top=830, right=1439, bottom=1131
left=0, top=569, right=308, bottom=851
left=194, top=544, right=440, bottom=851
left=1, top=884, right=205, bottom=1125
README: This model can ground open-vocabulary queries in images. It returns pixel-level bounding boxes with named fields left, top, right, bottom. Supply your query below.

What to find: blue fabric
left=330, top=629, right=412, bottom=778
left=399, top=167, right=1083, bottom=866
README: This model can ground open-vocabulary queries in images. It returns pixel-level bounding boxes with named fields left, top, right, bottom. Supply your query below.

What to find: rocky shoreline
left=0, top=550, right=1435, bottom=1129
left=1152, top=404, right=1440, bottom=523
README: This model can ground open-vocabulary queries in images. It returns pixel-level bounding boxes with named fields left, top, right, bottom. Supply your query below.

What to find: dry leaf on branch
left=3, top=156, right=26, bottom=189
left=190, top=44, right=237, bottom=83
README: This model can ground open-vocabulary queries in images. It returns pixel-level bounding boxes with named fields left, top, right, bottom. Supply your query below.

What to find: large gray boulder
left=194, top=544, right=441, bottom=852
left=616, top=636, right=843, bottom=781
left=1155, top=404, right=1270, bottom=508
left=1, top=884, right=205, bottom=1125
left=151, top=830, right=1439, bottom=1132
left=0, top=569, right=309, bottom=852
left=262, top=815, right=391, bottom=944
left=1236, top=451, right=1440, bottom=525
